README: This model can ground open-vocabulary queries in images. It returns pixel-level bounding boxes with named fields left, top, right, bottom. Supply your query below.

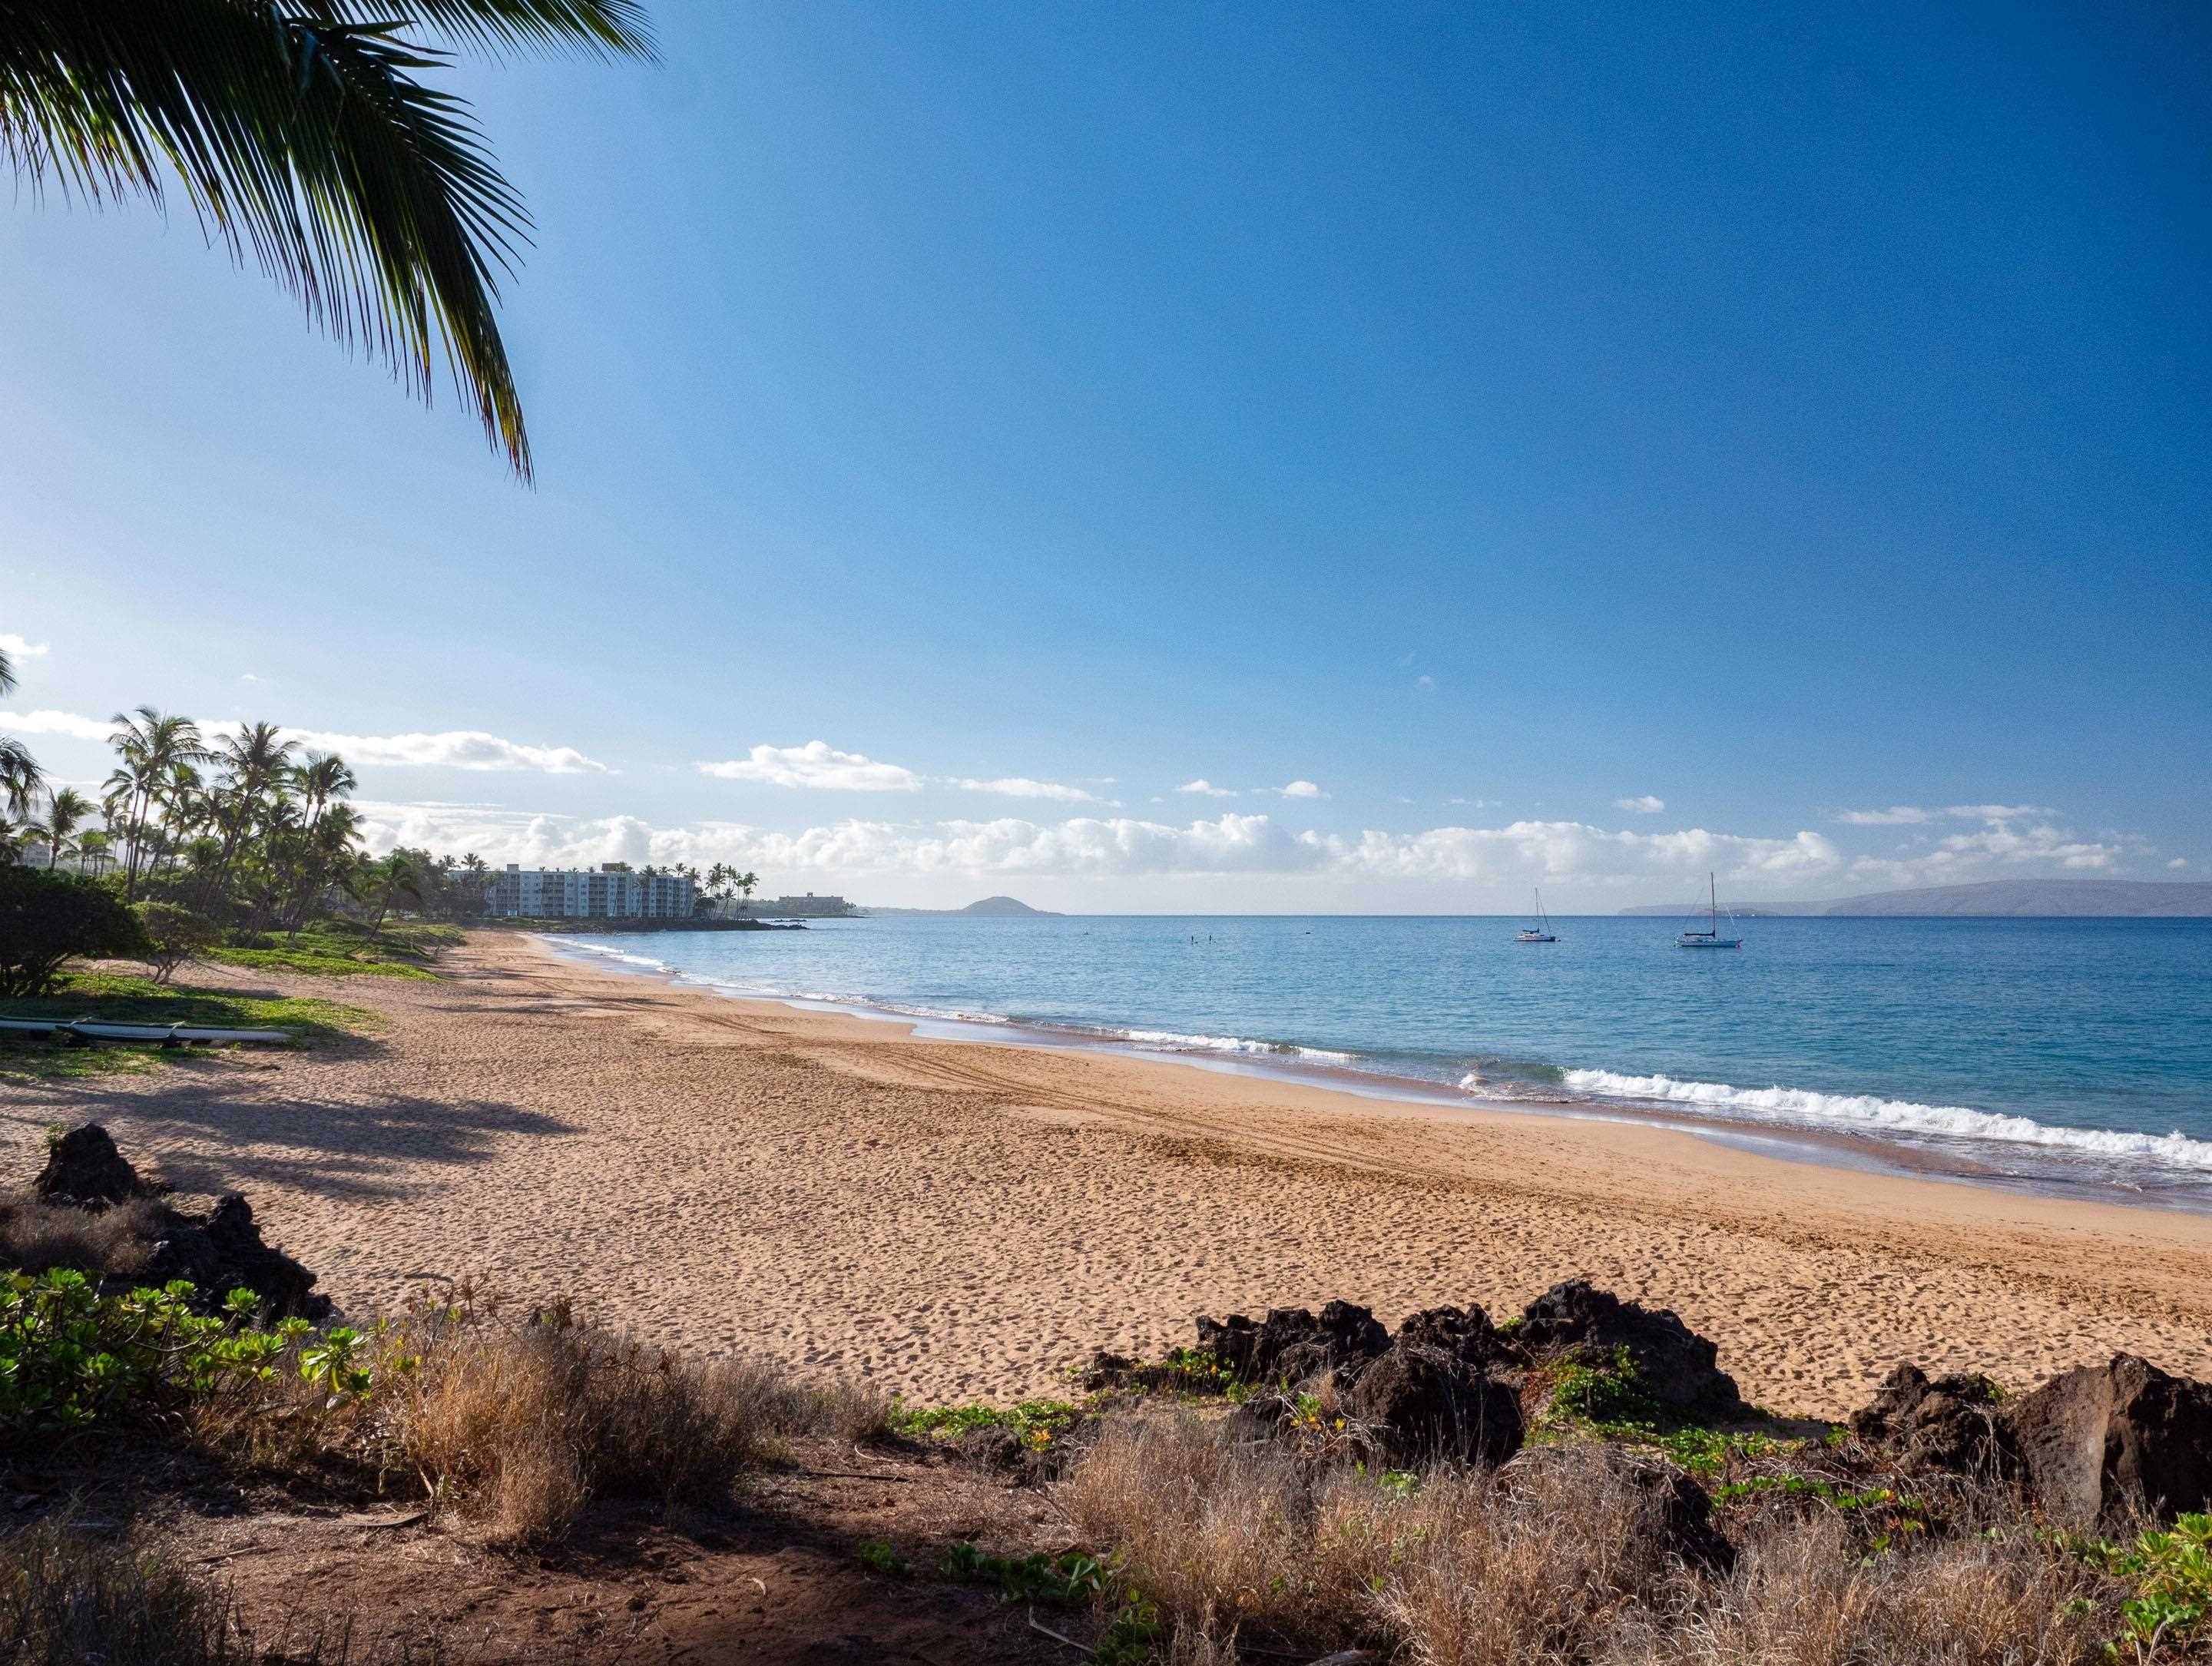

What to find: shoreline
left=17, top=929, right=2212, bottom=1417
left=537, top=931, right=2212, bottom=1217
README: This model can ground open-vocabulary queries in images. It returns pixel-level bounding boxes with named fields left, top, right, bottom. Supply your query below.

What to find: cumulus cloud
left=0, top=634, right=49, bottom=661
left=2171, top=858, right=2190, bottom=870
left=1275, top=780, right=1326, bottom=799
left=356, top=802, right=1845, bottom=894
left=3, top=709, right=608, bottom=773
left=1838, top=803, right=2051, bottom=826
left=1846, top=818, right=2128, bottom=888
left=1614, top=796, right=1665, bottom=813
left=0, top=708, right=111, bottom=740
left=276, top=727, right=610, bottom=774
left=946, top=777, right=1104, bottom=803
left=1176, top=780, right=1237, bottom=797
left=697, top=740, right=920, bottom=792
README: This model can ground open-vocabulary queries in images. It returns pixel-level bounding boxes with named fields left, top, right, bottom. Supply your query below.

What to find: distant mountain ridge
left=1620, top=878, right=2212, bottom=918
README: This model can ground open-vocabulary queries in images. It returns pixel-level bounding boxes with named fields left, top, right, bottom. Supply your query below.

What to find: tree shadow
left=0, top=1088, right=578, bottom=1204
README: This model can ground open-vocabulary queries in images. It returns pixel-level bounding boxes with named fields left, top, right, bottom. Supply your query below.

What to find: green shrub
left=0, top=869, right=147, bottom=998
left=0, top=1271, right=306, bottom=1434
left=2068, top=1512, right=2212, bottom=1656
left=131, top=902, right=221, bottom=985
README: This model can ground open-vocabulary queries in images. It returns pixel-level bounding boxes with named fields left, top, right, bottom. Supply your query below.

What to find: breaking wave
left=1555, top=1068, right=2212, bottom=1172
left=1113, top=1028, right=1358, bottom=1064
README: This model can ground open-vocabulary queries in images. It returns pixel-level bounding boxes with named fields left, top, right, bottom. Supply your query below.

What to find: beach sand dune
left=8, top=933, right=2212, bottom=1418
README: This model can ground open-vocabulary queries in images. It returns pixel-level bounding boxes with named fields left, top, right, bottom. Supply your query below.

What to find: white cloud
left=0, top=708, right=111, bottom=740
left=357, top=803, right=1845, bottom=894
left=274, top=727, right=610, bottom=774
left=1945, top=803, right=2050, bottom=822
left=1445, top=797, right=1494, bottom=809
left=697, top=740, right=920, bottom=792
left=0, top=634, right=50, bottom=661
left=1614, top=796, right=1665, bottom=814
left=1416, top=674, right=1435, bottom=690
left=1846, top=819, right=2128, bottom=888
left=2, top=709, right=608, bottom=773
left=946, top=777, right=1104, bottom=803
left=1275, top=780, right=1326, bottom=799
left=1836, top=806, right=1933, bottom=826
left=1176, top=779, right=1237, bottom=797
left=2171, top=858, right=2190, bottom=870
left=1837, top=803, right=2051, bottom=827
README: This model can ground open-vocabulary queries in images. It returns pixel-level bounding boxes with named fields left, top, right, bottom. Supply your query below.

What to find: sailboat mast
left=1708, top=871, right=1717, bottom=929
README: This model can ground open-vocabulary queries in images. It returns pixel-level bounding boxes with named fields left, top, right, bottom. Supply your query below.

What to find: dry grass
left=1058, top=1412, right=2124, bottom=1666
left=0, top=1195, right=156, bottom=1277
left=0, top=1520, right=238, bottom=1666
left=385, top=1309, right=770, bottom=1543
left=1612, top=1509, right=2109, bottom=1666
left=708, top=1359, right=895, bottom=1446
left=187, top=1290, right=898, bottom=1546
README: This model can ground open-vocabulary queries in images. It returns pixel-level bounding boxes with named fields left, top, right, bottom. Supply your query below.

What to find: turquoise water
left=559, top=915, right=2212, bottom=1207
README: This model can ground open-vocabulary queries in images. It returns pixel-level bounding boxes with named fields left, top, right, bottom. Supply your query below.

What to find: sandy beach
left=8, top=930, right=2212, bottom=1419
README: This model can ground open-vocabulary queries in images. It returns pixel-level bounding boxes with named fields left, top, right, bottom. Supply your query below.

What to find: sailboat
left=1676, top=872, right=1742, bottom=949
left=1515, top=888, right=1557, bottom=943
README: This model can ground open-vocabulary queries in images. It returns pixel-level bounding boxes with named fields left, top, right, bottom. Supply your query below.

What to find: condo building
left=481, top=864, right=696, bottom=920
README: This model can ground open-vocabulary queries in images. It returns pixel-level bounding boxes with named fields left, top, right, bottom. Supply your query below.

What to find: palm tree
left=0, top=1, right=653, bottom=479
left=106, top=706, right=207, bottom=897
left=29, top=785, right=91, bottom=869
left=0, top=635, right=41, bottom=818
left=76, top=826, right=112, bottom=876
left=366, top=850, right=421, bottom=934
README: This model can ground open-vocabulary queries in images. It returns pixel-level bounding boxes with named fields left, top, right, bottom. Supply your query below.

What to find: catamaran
left=1677, top=872, right=1742, bottom=949
left=1515, top=888, right=1558, bottom=943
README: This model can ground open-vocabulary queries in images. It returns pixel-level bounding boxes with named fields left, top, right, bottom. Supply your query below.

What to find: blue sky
left=2, top=0, right=2206, bottom=910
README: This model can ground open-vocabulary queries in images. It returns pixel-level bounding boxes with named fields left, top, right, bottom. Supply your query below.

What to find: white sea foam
left=1119, top=1028, right=1357, bottom=1064
left=1555, top=1068, right=2212, bottom=1172
left=540, top=938, right=673, bottom=974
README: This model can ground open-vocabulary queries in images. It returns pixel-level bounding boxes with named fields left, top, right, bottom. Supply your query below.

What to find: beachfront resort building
left=480, top=864, right=696, bottom=920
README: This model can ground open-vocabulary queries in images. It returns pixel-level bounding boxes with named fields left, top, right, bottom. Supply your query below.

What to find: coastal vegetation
left=0, top=0, right=653, bottom=479
left=0, top=1124, right=2204, bottom=1664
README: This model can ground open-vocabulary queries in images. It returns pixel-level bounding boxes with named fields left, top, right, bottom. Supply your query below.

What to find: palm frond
left=0, top=1, right=649, bottom=477
left=325, top=0, right=652, bottom=59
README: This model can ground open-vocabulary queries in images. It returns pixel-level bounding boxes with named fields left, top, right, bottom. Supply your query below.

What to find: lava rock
left=32, top=1124, right=154, bottom=1209
left=1195, top=1300, right=1389, bottom=1386
left=1393, top=1304, right=1501, bottom=1366
left=1344, top=1344, right=1523, bottom=1466
left=1849, top=1363, right=2013, bottom=1476
left=141, top=1194, right=331, bottom=1321
left=2004, top=1353, right=2212, bottom=1531
left=1518, top=1279, right=1747, bottom=1421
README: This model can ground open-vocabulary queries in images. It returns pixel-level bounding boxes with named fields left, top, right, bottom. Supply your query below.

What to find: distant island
left=1621, top=878, right=2212, bottom=918
left=862, top=896, right=1060, bottom=917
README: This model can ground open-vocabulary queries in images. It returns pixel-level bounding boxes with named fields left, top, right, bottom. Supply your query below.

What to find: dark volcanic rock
left=32, top=1124, right=155, bottom=1209
left=1345, top=1345, right=1523, bottom=1466
left=1393, top=1304, right=1500, bottom=1366
left=22, top=1124, right=330, bottom=1322
left=2004, top=1353, right=2212, bottom=1531
left=1195, top=1300, right=1389, bottom=1385
left=1518, top=1280, right=1747, bottom=1421
left=142, top=1194, right=331, bottom=1321
left=1849, top=1363, right=2013, bottom=1476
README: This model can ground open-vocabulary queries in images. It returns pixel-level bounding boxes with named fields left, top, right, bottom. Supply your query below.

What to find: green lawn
left=0, top=972, right=376, bottom=1082
left=203, top=921, right=459, bottom=980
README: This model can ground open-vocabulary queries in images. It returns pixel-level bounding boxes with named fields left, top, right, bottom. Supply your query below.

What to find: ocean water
left=554, top=914, right=2212, bottom=1208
